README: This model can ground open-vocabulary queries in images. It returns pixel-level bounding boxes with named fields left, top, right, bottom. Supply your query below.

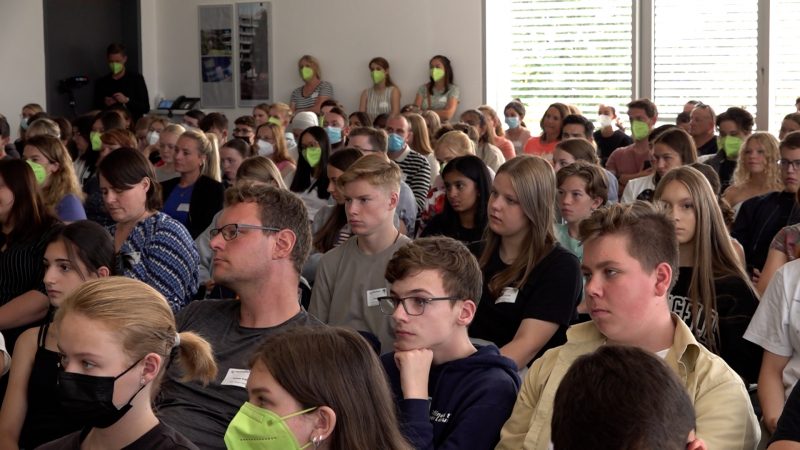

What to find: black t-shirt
left=469, top=243, right=581, bottom=362
left=593, top=129, right=632, bottom=164
left=773, top=381, right=800, bottom=444
left=35, top=422, right=198, bottom=450
left=696, top=137, right=718, bottom=156
left=669, top=266, right=762, bottom=384
left=420, top=213, right=485, bottom=244
left=93, top=71, right=150, bottom=121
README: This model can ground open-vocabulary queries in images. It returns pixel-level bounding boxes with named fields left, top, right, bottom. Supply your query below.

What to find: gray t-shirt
left=156, top=299, right=322, bottom=450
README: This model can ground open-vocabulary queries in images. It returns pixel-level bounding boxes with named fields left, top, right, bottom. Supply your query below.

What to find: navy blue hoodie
left=381, top=345, right=521, bottom=450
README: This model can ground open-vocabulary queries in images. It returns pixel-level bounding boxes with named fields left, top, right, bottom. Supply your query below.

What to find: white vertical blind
left=652, top=1, right=759, bottom=124
left=770, top=0, right=800, bottom=131
left=506, top=0, right=633, bottom=122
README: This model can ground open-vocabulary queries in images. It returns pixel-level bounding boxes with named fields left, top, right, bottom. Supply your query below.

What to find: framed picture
left=198, top=5, right=235, bottom=108
left=237, top=2, right=272, bottom=106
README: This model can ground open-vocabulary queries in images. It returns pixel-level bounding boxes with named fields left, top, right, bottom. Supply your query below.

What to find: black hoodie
left=381, top=345, right=520, bottom=450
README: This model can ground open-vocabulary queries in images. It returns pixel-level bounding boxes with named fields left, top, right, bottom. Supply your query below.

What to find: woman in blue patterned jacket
left=98, top=147, right=198, bottom=311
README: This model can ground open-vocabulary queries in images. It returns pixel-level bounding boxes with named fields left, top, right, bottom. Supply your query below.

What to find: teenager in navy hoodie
left=379, top=237, right=521, bottom=450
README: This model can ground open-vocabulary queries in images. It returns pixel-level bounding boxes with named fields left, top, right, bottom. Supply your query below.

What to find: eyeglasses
left=209, top=223, right=281, bottom=241
left=778, top=159, right=800, bottom=171
left=377, top=296, right=458, bottom=316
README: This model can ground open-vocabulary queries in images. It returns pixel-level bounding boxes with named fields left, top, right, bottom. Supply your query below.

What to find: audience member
left=154, top=124, right=186, bottom=182
left=255, top=122, right=296, bottom=184
left=225, top=326, right=412, bottom=450
left=36, top=277, right=216, bottom=449
left=779, top=113, right=800, bottom=141
left=359, top=56, right=401, bottom=121
left=290, top=126, right=333, bottom=221
left=348, top=111, right=370, bottom=128
left=290, top=55, right=334, bottom=114
left=380, top=237, right=520, bottom=449
left=551, top=138, right=618, bottom=203
left=593, top=104, right=632, bottom=164
left=251, top=103, right=269, bottom=126
left=310, top=154, right=408, bottom=351
left=92, top=43, right=150, bottom=121
left=182, top=109, right=206, bottom=129
left=723, top=132, right=783, bottom=217
left=622, top=127, right=696, bottom=202
left=414, top=55, right=459, bottom=122
left=385, top=114, right=432, bottom=213
left=771, top=381, right=800, bottom=449
left=689, top=102, right=718, bottom=155
left=323, top=106, right=348, bottom=151
left=23, top=135, right=86, bottom=221
left=523, top=102, right=568, bottom=159
left=199, top=112, right=229, bottom=144
left=404, top=112, right=440, bottom=184
left=555, top=161, right=608, bottom=260
left=161, top=130, right=225, bottom=238
left=231, top=115, right=256, bottom=146
left=560, top=114, right=594, bottom=141
left=460, top=109, right=505, bottom=171
left=219, top=138, right=255, bottom=188
left=496, top=201, right=759, bottom=449
left=731, top=131, right=800, bottom=274
left=606, top=98, right=659, bottom=189
left=157, top=183, right=319, bottom=449
left=99, top=148, right=199, bottom=311
left=503, top=101, right=532, bottom=156
left=551, top=345, right=706, bottom=450
left=478, top=105, right=514, bottom=160
left=706, top=106, right=754, bottom=190
left=471, top=156, right=582, bottom=369
left=655, top=166, right=761, bottom=384
left=0, top=221, right=113, bottom=448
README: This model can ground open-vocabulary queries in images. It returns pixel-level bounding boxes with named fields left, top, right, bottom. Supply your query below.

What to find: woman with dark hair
left=414, top=55, right=459, bottom=122
left=225, top=326, right=411, bottom=450
left=348, top=111, right=371, bottom=128
left=504, top=101, right=532, bottom=156
left=290, top=126, right=332, bottom=221
left=523, top=102, right=570, bottom=159
left=421, top=155, right=492, bottom=244
left=83, top=125, right=137, bottom=228
left=359, top=57, right=401, bottom=121
left=219, top=138, right=255, bottom=188
left=0, top=160, right=60, bottom=357
left=0, top=221, right=113, bottom=449
left=99, top=148, right=199, bottom=311
left=312, top=148, right=364, bottom=255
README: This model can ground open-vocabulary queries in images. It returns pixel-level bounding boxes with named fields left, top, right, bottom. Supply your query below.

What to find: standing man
left=93, top=43, right=150, bottom=122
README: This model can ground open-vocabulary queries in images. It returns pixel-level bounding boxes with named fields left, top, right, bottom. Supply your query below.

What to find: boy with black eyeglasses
left=379, top=237, right=520, bottom=450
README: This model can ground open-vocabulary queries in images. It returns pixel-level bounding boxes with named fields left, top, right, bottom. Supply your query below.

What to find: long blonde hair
left=403, top=113, right=434, bottom=156
left=25, top=134, right=84, bottom=210
left=732, top=132, right=783, bottom=191
left=181, top=129, right=222, bottom=182
left=654, top=166, right=755, bottom=351
left=54, top=277, right=217, bottom=395
left=258, top=122, right=294, bottom=167
left=236, top=156, right=286, bottom=189
left=480, top=155, right=556, bottom=297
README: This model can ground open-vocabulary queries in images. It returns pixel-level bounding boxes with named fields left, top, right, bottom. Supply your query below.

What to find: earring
left=140, top=378, right=146, bottom=386
left=312, top=435, right=323, bottom=448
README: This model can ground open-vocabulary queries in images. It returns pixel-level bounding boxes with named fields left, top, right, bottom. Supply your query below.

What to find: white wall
left=144, top=0, right=484, bottom=122
left=0, top=0, right=46, bottom=134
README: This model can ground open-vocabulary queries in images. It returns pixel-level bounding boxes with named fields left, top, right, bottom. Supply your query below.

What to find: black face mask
left=58, top=358, right=146, bottom=429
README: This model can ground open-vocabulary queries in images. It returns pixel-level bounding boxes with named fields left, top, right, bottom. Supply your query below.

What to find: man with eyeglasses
left=733, top=131, right=800, bottom=277
left=379, top=237, right=520, bottom=450
left=156, top=183, right=321, bottom=450
left=231, top=115, right=256, bottom=145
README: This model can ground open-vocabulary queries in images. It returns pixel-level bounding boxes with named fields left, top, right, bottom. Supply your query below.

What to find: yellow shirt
left=496, top=314, right=760, bottom=450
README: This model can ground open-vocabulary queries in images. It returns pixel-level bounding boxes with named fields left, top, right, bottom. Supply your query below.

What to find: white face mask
left=257, top=139, right=274, bottom=156
left=598, top=115, right=613, bottom=129
left=147, top=130, right=160, bottom=146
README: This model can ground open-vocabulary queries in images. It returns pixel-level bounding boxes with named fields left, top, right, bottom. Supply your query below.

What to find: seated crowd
left=4, top=49, right=800, bottom=450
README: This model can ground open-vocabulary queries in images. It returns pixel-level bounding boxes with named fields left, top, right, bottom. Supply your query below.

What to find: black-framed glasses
left=779, top=159, right=800, bottom=171
left=377, top=296, right=458, bottom=316
left=209, top=223, right=281, bottom=241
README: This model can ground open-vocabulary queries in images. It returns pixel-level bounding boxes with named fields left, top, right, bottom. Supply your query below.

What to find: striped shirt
left=110, top=212, right=199, bottom=312
left=290, top=81, right=334, bottom=112
left=365, top=86, right=394, bottom=121
left=393, top=147, right=432, bottom=213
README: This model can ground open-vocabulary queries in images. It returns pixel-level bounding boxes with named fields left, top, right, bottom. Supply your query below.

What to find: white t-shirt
left=621, top=173, right=655, bottom=203
left=744, top=258, right=800, bottom=399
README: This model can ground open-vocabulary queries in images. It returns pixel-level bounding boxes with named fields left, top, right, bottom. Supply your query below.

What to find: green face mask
left=224, top=402, right=317, bottom=450
left=303, top=146, right=322, bottom=168
left=722, top=136, right=743, bottom=159
left=90, top=131, right=102, bottom=151
left=431, top=67, right=445, bottom=82
left=631, top=120, right=650, bottom=141
left=26, top=160, right=47, bottom=185
left=109, top=62, right=124, bottom=75
left=371, top=69, right=385, bottom=85
left=301, top=67, right=314, bottom=82
left=268, top=116, right=282, bottom=126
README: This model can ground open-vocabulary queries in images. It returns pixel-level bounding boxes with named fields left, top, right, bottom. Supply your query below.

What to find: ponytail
left=173, top=331, right=217, bottom=385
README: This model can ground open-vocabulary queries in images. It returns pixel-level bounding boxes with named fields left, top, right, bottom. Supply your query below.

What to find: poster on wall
left=199, top=5, right=235, bottom=108
left=237, top=2, right=271, bottom=106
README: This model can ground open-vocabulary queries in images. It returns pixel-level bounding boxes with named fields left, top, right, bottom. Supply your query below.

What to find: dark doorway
left=43, top=0, right=141, bottom=119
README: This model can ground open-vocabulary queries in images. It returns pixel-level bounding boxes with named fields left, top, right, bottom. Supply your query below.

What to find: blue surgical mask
left=20, top=117, right=29, bottom=130
left=325, top=126, right=342, bottom=145
left=388, top=133, right=405, bottom=152
left=505, top=116, right=520, bottom=129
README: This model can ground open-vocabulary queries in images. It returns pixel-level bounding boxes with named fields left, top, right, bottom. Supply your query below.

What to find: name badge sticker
left=221, top=368, right=250, bottom=388
left=379, top=101, right=389, bottom=109
left=177, top=203, right=191, bottom=212
left=366, top=288, right=387, bottom=307
left=438, top=95, right=448, bottom=104
left=496, top=287, right=519, bottom=304
left=311, top=91, right=319, bottom=98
